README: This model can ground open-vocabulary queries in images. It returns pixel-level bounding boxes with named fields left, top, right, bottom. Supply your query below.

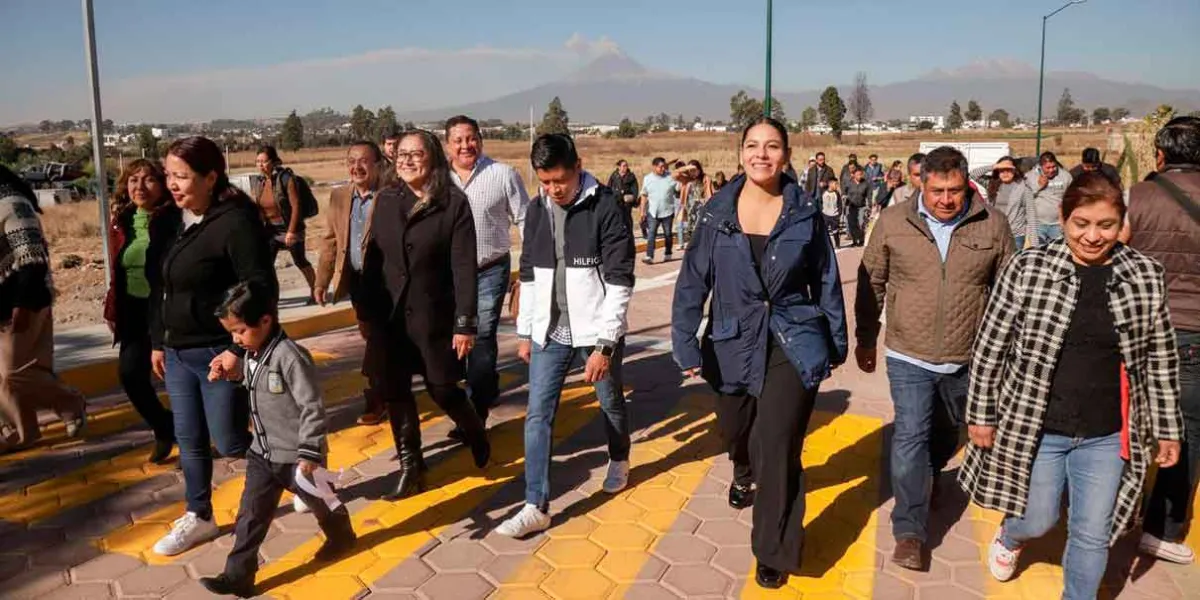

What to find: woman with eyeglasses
left=360, top=129, right=491, bottom=501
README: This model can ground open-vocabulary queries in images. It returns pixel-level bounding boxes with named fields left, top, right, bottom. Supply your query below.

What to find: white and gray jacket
left=517, top=172, right=635, bottom=348
left=242, top=330, right=327, bottom=465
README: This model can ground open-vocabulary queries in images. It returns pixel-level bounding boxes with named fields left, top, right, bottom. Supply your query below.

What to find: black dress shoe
left=471, top=437, right=491, bottom=469
left=447, top=427, right=465, bottom=443
left=314, top=532, right=358, bottom=562
left=199, top=574, right=255, bottom=598
left=148, top=437, right=175, bottom=465
left=728, top=483, right=754, bottom=509
left=755, top=563, right=787, bottom=589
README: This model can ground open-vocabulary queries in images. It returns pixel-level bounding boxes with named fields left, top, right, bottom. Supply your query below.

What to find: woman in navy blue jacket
left=671, top=117, right=848, bottom=589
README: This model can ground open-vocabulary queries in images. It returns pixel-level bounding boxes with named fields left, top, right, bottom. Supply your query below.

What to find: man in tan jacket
left=854, top=146, right=1015, bottom=571
left=315, top=141, right=386, bottom=425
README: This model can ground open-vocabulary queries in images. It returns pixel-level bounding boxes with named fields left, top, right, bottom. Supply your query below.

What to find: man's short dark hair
left=848, top=153, right=858, bottom=160
left=349, top=140, right=383, bottom=162
left=215, top=281, right=277, bottom=324
left=868, top=153, right=878, bottom=160
left=1155, top=116, right=1200, bottom=166
left=616, top=159, right=628, bottom=167
left=1039, top=151, right=1059, bottom=165
left=444, top=115, right=481, bottom=139
left=919, top=146, right=969, bottom=183
left=1081, top=147, right=1101, bottom=165
left=382, top=128, right=402, bottom=142
left=531, top=134, right=579, bottom=171
left=907, top=153, right=925, bottom=169
left=815, top=152, right=826, bottom=159
left=652, top=157, right=666, bottom=167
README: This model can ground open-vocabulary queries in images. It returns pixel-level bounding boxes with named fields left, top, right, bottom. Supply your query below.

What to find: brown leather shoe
left=892, top=538, right=925, bottom=571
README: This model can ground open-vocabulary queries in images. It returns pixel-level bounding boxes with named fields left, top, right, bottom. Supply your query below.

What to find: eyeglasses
left=396, top=151, right=427, bottom=164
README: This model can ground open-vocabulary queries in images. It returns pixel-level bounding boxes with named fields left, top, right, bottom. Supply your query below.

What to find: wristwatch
left=594, top=342, right=617, bottom=358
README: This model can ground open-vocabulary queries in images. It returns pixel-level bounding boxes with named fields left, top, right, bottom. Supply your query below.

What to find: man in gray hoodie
left=200, top=282, right=356, bottom=598
left=1026, top=151, right=1074, bottom=245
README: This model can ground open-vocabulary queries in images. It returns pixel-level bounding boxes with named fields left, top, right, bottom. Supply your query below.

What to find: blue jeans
left=646, top=214, right=674, bottom=260
left=1001, top=432, right=1125, bottom=600
left=885, top=357, right=968, bottom=542
left=165, top=346, right=250, bottom=519
left=466, top=255, right=510, bottom=421
left=524, top=338, right=630, bottom=512
left=1036, top=223, right=1062, bottom=246
left=1144, top=330, right=1200, bottom=541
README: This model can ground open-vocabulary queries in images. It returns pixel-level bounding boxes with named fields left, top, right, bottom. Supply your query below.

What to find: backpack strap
left=1151, top=175, right=1200, bottom=225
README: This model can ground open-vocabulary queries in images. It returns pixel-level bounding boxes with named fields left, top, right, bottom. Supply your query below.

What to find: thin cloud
left=564, top=33, right=622, bottom=58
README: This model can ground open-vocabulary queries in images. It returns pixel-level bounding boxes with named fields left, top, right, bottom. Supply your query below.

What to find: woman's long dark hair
left=0, top=165, right=40, bottom=213
left=166, top=136, right=251, bottom=205
left=397, top=129, right=452, bottom=204
left=986, top=155, right=1024, bottom=202
left=111, top=159, right=169, bottom=217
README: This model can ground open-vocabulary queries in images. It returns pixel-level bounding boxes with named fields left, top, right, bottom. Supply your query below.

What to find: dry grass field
left=45, top=128, right=1128, bottom=330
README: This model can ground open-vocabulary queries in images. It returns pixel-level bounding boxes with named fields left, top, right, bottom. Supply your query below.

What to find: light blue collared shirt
left=886, top=195, right=970, bottom=374
left=348, top=188, right=374, bottom=272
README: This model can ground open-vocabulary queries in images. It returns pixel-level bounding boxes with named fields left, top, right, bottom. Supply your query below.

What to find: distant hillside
left=400, top=55, right=1200, bottom=123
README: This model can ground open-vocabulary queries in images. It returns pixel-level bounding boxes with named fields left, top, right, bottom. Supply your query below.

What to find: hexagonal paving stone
left=5, top=568, right=69, bottom=600
left=587, top=499, right=644, bottom=524
left=546, top=516, right=598, bottom=540
left=588, top=523, right=655, bottom=552
left=661, top=564, right=732, bottom=597
left=481, top=554, right=553, bottom=587
left=711, top=546, right=754, bottom=578
left=39, top=583, right=115, bottom=600
left=416, top=572, right=493, bottom=600
left=537, top=539, right=606, bottom=569
left=695, top=519, right=751, bottom=547
left=114, top=565, right=189, bottom=597
left=70, top=554, right=144, bottom=583
left=179, top=546, right=230, bottom=579
left=627, top=488, right=687, bottom=512
left=609, top=582, right=681, bottom=600
left=846, top=571, right=915, bottom=600
left=421, top=539, right=496, bottom=572
left=641, top=511, right=699, bottom=535
left=596, top=551, right=667, bottom=584
left=681, top=497, right=739, bottom=521
left=480, top=530, right=546, bottom=556
left=31, top=539, right=103, bottom=569
left=651, top=534, right=717, bottom=565
left=372, top=557, right=434, bottom=591
left=540, top=568, right=614, bottom=600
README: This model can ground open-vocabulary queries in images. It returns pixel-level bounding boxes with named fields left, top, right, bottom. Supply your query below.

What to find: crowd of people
left=0, top=111, right=1195, bottom=599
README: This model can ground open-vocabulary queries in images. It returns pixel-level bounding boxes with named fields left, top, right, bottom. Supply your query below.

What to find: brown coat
left=1128, top=166, right=1200, bottom=332
left=856, top=191, right=1015, bottom=363
left=360, top=183, right=478, bottom=386
left=315, top=185, right=375, bottom=303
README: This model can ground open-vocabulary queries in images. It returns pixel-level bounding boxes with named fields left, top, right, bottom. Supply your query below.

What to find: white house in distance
left=909, top=115, right=945, bottom=130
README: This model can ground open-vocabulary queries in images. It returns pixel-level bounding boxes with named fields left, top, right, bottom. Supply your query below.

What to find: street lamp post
left=764, top=0, right=773, bottom=117
left=81, top=0, right=112, bottom=288
left=1035, top=0, right=1087, bottom=156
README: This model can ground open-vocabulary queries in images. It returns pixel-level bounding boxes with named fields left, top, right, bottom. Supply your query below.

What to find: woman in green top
left=104, top=159, right=182, bottom=464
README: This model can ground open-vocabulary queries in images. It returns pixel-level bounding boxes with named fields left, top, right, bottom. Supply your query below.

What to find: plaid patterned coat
left=957, top=240, right=1184, bottom=543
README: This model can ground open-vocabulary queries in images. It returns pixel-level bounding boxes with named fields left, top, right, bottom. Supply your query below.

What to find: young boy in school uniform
left=199, top=281, right=356, bottom=597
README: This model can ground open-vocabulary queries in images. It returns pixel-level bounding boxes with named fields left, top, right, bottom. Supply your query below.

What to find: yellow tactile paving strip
left=255, top=381, right=602, bottom=599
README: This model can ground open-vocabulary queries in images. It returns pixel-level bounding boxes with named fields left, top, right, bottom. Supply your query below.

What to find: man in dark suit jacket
left=803, top=152, right=837, bottom=197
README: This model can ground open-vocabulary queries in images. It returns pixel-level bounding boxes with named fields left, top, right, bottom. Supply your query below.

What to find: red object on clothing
left=1120, top=363, right=1131, bottom=461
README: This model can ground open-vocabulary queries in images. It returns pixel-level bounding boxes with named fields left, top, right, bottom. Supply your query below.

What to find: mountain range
left=399, top=53, right=1200, bottom=124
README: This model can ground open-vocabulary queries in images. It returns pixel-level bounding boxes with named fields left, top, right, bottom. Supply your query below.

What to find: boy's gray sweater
left=242, top=330, right=327, bottom=465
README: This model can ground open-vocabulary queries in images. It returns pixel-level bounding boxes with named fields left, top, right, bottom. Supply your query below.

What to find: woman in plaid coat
left=958, top=173, right=1184, bottom=599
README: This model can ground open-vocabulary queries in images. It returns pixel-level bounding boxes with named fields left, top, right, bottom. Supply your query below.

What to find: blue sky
left=2, top=0, right=1197, bottom=124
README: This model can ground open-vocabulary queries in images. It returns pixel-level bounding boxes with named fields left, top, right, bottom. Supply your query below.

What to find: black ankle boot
left=728, top=483, right=754, bottom=509
left=755, top=563, right=787, bottom=589
left=148, top=437, right=175, bottom=465
left=200, top=574, right=255, bottom=598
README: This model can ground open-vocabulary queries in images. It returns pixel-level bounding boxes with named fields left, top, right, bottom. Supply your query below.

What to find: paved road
left=2, top=248, right=1197, bottom=599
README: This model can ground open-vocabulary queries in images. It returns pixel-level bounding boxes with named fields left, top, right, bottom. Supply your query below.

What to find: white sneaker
left=153, top=511, right=219, bottom=556
left=602, top=460, right=630, bottom=494
left=1139, top=532, right=1196, bottom=564
left=293, top=494, right=311, bottom=514
left=987, top=528, right=1021, bottom=582
left=495, top=503, right=551, bottom=538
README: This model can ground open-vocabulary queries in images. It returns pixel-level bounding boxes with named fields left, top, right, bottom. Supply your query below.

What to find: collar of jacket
left=538, top=171, right=601, bottom=213
left=246, top=326, right=287, bottom=385
left=1041, top=238, right=1142, bottom=286
left=902, top=188, right=987, bottom=239
left=699, top=172, right=815, bottom=236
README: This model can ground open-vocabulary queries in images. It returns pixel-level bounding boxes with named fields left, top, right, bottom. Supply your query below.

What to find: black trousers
left=715, top=343, right=818, bottom=573
left=845, top=205, right=865, bottom=246
left=225, top=452, right=353, bottom=581
left=117, top=296, right=174, bottom=440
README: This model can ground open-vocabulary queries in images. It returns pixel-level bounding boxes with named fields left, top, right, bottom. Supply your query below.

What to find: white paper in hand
left=293, top=465, right=344, bottom=511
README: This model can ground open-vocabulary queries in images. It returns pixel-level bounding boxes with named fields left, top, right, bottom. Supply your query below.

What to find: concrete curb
left=62, top=238, right=665, bottom=398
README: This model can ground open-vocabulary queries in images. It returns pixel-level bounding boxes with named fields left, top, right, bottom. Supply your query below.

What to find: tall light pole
left=764, top=0, right=773, bottom=117
left=82, top=0, right=112, bottom=287
left=1035, top=0, right=1086, bottom=156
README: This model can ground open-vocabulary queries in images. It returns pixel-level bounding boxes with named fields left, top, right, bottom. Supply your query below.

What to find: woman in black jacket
left=149, top=136, right=277, bottom=558
left=361, top=129, right=490, bottom=500
left=607, top=159, right=639, bottom=218
left=103, top=159, right=181, bottom=464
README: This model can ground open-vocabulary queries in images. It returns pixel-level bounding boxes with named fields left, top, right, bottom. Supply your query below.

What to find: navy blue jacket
left=671, top=175, right=848, bottom=396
